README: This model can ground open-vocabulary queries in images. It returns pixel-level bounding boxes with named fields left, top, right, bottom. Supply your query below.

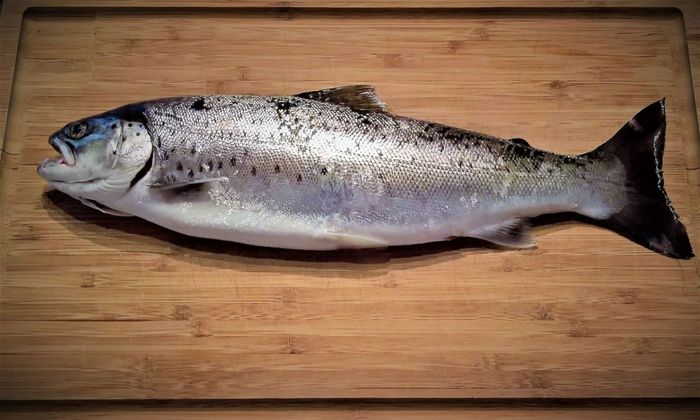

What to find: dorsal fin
left=509, top=138, right=531, bottom=147
left=295, top=85, right=387, bottom=113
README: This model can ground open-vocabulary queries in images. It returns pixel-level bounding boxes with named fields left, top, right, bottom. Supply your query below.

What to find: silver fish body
left=39, top=86, right=693, bottom=257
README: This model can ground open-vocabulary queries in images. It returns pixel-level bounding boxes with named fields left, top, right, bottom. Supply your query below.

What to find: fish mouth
left=48, top=137, right=77, bottom=167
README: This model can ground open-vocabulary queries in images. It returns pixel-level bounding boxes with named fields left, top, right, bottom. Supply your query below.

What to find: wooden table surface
left=1, top=0, right=699, bottom=417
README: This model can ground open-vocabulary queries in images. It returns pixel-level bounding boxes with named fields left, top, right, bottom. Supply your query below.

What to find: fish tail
left=581, top=99, right=693, bottom=258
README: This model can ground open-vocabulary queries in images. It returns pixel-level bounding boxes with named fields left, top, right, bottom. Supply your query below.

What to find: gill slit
left=129, top=148, right=154, bottom=189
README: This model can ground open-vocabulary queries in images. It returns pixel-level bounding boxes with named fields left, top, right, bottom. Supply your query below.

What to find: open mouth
left=49, top=137, right=76, bottom=166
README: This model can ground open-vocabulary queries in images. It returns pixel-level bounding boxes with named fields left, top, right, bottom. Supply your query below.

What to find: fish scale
left=146, top=94, right=601, bottom=206
left=133, top=90, right=620, bottom=245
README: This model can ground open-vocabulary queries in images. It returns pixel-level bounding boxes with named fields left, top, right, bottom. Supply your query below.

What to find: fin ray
left=78, top=197, right=132, bottom=217
left=295, top=85, right=387, bottom=113
left=580, top=98, right=693, bottom=259
left=149, top=176, right=229, bottom=190
left=471, top=218, right=535, bottom=248
left=324, top=231, right=389, bottom=248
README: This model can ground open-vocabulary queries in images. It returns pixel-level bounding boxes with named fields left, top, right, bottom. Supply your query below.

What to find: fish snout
left=49, top=136, right=77, bottom=167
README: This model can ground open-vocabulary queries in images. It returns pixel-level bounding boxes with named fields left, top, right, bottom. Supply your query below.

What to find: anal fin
left=471, top=218, right=536, bottom=249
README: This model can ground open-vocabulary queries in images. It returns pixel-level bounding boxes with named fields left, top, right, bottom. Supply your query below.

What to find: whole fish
left=37, top=85, right=693, bottom=258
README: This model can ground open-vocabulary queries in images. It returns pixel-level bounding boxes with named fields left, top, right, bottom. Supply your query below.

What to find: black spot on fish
left=438, top=144, right=444, bottom=152
left=458, top=160, right=463, bottom=167
left=139, top=124, right=143, bottom=128
left=320, top=167, right=328, bottom=175
left=251, top=166, right=257, bottom=176
left=297, top=174, right=303, bottom=182
left=199, top=165, right=203, bottom=172
left=136, top=132, right=140, bottom=136
left=112, top=150, right=117, bottom=155
left=191, top=97, right=208, bottom=111
left=188, top=169, right=194, bottom=178
left=294, top=117, right=299, bottom=124
left=128, top=123, right=133, bottom=127
left=177, top=162, right=183, bottom=171
left=208, top=160, right=213, bottom=170
left=530, top=156, right=544, bottom=170
left=274, top=164, right=280, bottom=173
left=275, top=100, right=295, bottom=114
left=230, top=157, right=236, bottom=166
left=163, top=150, right=169, bottom=160
left=217, top=161, right=223, bottom=169
left=157, top=136, right=161, bottom=147
left=191, top=145, right=196, bottom=155
left=111, top=124, right=117, bottom=129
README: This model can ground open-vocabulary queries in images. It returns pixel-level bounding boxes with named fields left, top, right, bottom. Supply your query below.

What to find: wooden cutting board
left=1, top=5, right=699, bottom=402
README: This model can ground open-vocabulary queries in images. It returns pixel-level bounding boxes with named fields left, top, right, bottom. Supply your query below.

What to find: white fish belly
left=111, top=176, right=581, bottom=250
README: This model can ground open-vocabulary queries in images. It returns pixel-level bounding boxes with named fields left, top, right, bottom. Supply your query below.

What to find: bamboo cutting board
left=1, top=6, right=699, bottom=401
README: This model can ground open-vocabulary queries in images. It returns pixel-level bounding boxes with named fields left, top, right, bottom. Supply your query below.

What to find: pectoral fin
left=149, top=176, right=229, bottom=190
left=471, top=218, right=536, bottom=248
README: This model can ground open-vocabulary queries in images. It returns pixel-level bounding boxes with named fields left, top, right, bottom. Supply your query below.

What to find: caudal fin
left=583, top=99, right=693, bottom=259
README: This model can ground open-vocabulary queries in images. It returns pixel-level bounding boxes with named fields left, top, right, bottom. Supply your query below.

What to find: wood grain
left=1, top=5, right=699, bottom=404
left=2, top=402, right=699, bottom=419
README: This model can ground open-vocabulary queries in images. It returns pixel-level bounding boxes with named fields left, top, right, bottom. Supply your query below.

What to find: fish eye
left=67, top=122, right=88, bottom=139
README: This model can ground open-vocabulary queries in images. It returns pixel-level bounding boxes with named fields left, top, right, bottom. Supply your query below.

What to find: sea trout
left=37, top=85, right=693, bottom=258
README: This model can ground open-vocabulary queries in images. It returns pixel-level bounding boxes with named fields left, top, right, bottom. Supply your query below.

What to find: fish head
left=37, top=114, right=152, bottom=205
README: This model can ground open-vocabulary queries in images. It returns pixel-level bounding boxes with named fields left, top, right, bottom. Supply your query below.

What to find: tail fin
left=582, top=99, right=693, bottom=259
